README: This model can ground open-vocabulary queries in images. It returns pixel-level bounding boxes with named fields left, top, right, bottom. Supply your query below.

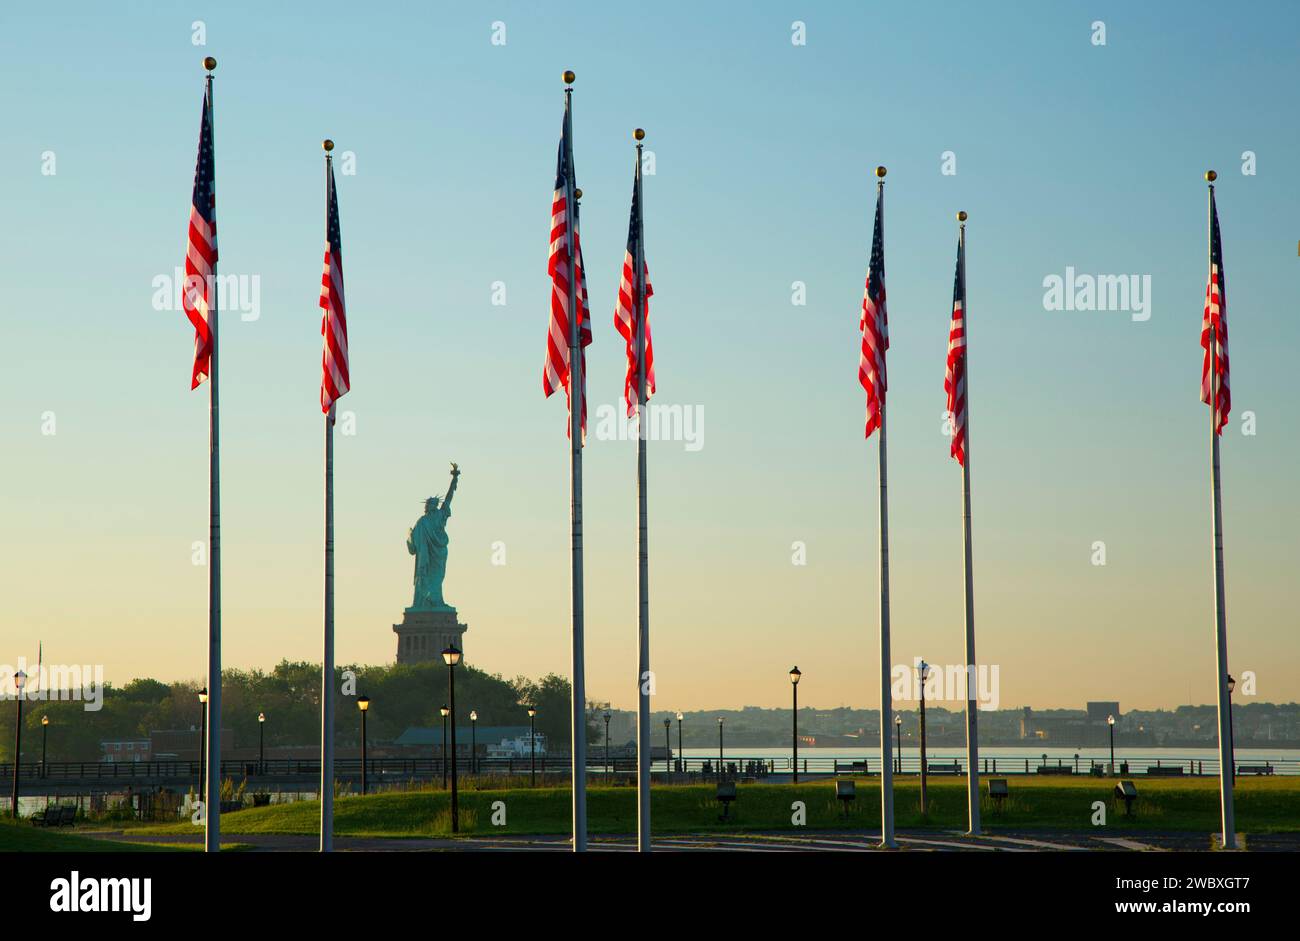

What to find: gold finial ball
left=574, top=188, right=583, bottom=200
left=875, top=165, right=887, bottom=178
left=203, top=56, right=217, bottom=71
left=957, top=211, right=968, bottom=222
left=563, top=70, right=576, bottom=85
left=1205, top=169, right=1217, bottom=182
left=323, top=139, right=334, bottom=152
left=634, top=128, right=646, bottom=141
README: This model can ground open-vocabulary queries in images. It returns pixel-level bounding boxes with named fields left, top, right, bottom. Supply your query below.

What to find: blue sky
left=1, top=1, right=1297, bottom=710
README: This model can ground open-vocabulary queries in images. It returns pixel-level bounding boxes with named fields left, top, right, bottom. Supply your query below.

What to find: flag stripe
left=1200, top=190, right=1230, bottom=435
left=945, top=237, right=967, bottom=465
left=319, top=160, right=350, bottom=413
left=858, top=188, right=888, bottom=437
left=183, top=86, right=217, bottom=390
left=614, top=173, right=654, bottom=418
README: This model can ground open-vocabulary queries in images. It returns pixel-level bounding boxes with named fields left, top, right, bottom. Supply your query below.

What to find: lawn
left=119, top=775, right=1300, bottom=839
left=0, top=819, right=203, bottom=852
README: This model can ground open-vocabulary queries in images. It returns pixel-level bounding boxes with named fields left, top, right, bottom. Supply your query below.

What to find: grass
left=0, top=818, right=230, bottom=852
left=116, top=775, right=1300, bottom=840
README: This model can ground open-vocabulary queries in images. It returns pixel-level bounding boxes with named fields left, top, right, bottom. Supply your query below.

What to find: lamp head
left=470, top=710, right=477, bottom=721
left=42, top=715, right=49, bottom=726
left=1227, top=675, right=1236, bottom=693
left=1107, top=714, right=1115, bottom=726
left=895, top=714, right=902, bottom=726
left=13, top=670, right=26, bottom=691
left=441, top=643, right=462, bottom=667
left=258, top=712, right=265, bottom=723
left=440, top=705, right=449, bottom=718
left=676, top=711, right=683, bottom=721
left=357, top=695, right=370, bottom=713
left=789, top=666, right=802, bottom=686
left=198, top=687, right=208, bottom=704
left=527, top=706, right=537, bottom=718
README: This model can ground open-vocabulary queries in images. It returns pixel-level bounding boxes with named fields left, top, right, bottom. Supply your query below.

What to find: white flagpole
left=873, top=167, right=896, bottom=849
left=957, top=212, right=980, bottom=835
left=320, top=142, right=337, bottom=853
left=203, top=57, right=222, bottom=855
left=1206, top=170, right=1235, bottom=849
left=633, top=128, right=652, bottom=853
left=562, top=72, right=589, bottom=852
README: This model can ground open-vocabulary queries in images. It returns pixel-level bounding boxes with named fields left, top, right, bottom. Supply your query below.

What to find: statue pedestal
left=393, top=609, right=467, bottom=664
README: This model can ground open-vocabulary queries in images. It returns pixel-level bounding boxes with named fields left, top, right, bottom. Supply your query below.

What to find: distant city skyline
left=2, top=3, right=1298, bottom=712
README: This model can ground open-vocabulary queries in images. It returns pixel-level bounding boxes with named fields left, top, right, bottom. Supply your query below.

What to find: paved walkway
left=90, top=828, right=1295, bottom=852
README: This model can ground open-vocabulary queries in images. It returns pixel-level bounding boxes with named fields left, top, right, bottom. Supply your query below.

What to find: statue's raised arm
left=443, top=462, right=460, bottom=513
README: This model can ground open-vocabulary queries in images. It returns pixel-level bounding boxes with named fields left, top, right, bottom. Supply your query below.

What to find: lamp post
left=41, top=716, right=49, bottom=779
left=198, top=687, right=208, bottom=805
left=528, top=706, right=538, bottom=787
left=603, top=708, right=611, bottom=781
left=717, top=716, right=725, bottom=782
left=439, top=704, right=449, bottom=788
left=919, top=660, right=930, bottom=816
left=1107, top=714, right=1116, bottom=775
left=790, top=666, right=802, bottom=783
left=258, top=712, right=266, bottom=775
left=894, top=714, right=902, bottom=775
left=469, top=710, right=477, bottom=776
left=676, top=711, right=684, bottom=775
left=442, top=643, right=462, bottom=833
left=358, top=696, right=370, bottom=795
left=663, top=718, right=672, bottom=777
left=11, top=670, right=26, bottom=818
left=1227, top=675, right=1236, bottom=782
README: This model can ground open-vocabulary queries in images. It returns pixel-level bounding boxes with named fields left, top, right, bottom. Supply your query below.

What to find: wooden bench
left=1145, top=765, right=1184, bottom=776
left=1237, top=764, right=1273, bottom=776
left=31, top=805, right=76, bottom=828
left=928, top=761, right=961, bottom=775
left=1036, top=765, right=1073, bottom=775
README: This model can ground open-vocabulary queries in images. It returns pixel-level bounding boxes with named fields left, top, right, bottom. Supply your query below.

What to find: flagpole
left=562, top=70, right=589, bottom=852
left=202, top=55, right=222, bottom=855
left=320, top=141, right=337, bottom=852
left=873, top=166, right=896, bottom=849
left=957, top=211, right=980, bottom=835
left=633, top=127, right=652, bottom=853
left=1205, top=169, right=1235, bottom=849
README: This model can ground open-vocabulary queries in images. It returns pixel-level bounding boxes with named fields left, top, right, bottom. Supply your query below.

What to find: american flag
left=543, top=124, right=592, bottom=438
left=944, top=236, right=967, bottom=465
left=858, top=188, right=888, bottom=437
left=183, top=85, right=217, bottom=389
left=1200, top=189, right=1230, bottom=435
left=319, top=158, right=350, bottom=414
left=614, top=174, right=654, bottom=418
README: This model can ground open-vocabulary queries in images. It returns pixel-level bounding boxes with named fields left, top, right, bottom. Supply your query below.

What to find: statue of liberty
left=406, top=463, right=460, bottom=612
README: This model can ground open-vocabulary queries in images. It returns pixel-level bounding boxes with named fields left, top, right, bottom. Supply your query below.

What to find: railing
left=4, top=753, right=1295, bottom=782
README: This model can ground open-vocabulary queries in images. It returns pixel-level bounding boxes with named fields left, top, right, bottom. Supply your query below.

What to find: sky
left=1, top=1, right=1297, bottom=713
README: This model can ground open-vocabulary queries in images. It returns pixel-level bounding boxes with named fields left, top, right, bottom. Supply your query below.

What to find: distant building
left=99, top=739, right=151, bottom=762
left=394, top=725, right=542, bottom=756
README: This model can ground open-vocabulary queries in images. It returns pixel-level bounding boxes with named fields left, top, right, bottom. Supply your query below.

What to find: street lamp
left=357, top=696, right=370, bottom=795
left=1227, top=674, right=1236, bottom=782
left=528, top=706, right=538, bottom=787
left=11, top=670, right=26, bottom=818
left=603, top=708, right=611, bottom=781
left=1107, top=714, right=1116, bottom=774
left=40, top=715, right=49, bottom=780
left=918, top=660, right=931, bottom=816
left=198, top=687, right=208, bottom=805
left=442, top=643, right=462, bottom=834
left=790, top=666, right=802, bottom=783
left=469, top=710, right=478, bottom=776
left=440, top=704, right=450, bottom=788
left=663, top=718, right=672, bottom=777
left=717, top=716, right=725, bottom=782
left=676, top=711, right=684, bottom=775
left=894, top=714, right=902, bottom=775
left=258, top=712, right=266, bottom=774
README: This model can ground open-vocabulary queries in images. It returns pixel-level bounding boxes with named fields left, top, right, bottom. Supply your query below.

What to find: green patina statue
left=406, top=462, right=460, bottom=612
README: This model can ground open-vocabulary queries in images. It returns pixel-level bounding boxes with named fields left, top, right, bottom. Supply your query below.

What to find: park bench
left=1237, top=764, right=1273, bottom=775
left=716, top=781, right=737, bottom=821
left=31, top=805, right=76, bottom=828
left=835, top=779, right=856, bottom=817
left=928, top=761, right=961, bottom=775
left=1036, top=765, right=1073, bottom=775
left=1114, top=780, right=1139, bottom=816
left=1145, top=765, right=1184, bottom=777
